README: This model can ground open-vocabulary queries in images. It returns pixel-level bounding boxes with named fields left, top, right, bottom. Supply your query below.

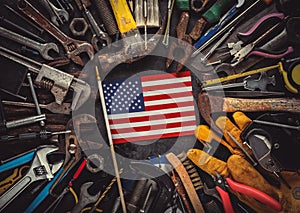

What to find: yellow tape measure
left=109, top=0, right=137, bottom=34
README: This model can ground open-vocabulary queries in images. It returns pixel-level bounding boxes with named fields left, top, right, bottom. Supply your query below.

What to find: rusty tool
left=190, top=0, right=236, bottom=41
left=69, top=18, right=89, bottom=37
left=0, top=47, right=91, bottom=111
left=166, top=12, right=193, bottom=72
left=0, top=26, right=59, bottom=61
left=98, top=0, right=165, bottom=72
left=71, top=182, right=101, bottom=213
left=198, top=92, right=300, bottom=126
left=92, top=0, right=118, bottom=36
left=81, top=3, right=111, bottom=51
left=17, top=0, right=94, bottom=66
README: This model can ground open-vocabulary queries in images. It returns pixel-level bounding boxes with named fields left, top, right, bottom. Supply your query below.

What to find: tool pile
left=0, top=0, right=300, bottom=212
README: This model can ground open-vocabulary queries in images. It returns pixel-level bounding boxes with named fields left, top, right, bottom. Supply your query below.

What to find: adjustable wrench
left=0, top=26, right=59, bottom=61
left=18, top=0, right=94, bottom=66
left=39, top=0, right=69, bottom=26
left=0, top=146, right=63, bottom=211
left=0, top=47, right=91, bottom=110
left=71, top=182, right=101, bottom=213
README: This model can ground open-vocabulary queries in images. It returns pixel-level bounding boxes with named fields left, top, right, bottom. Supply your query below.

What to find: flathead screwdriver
left=0, top=130, right=71, bottom=142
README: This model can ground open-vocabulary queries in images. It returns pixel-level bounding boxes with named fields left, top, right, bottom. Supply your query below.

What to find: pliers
left=230, top=13, right=294, bottom=66
left=212, top=13, right=294, bottom=66
left=212, top=171, right=283, bottom=213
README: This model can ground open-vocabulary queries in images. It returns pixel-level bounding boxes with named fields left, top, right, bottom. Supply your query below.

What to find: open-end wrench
left=39, top=0, right=69, bottom=26
left=71, top=182, right=101, bottom=213
left=0, top=146, right=63, bottom=211
left=0, top=26, right=59, bottom=61
left=82, top=4, right=111, bottom=51
left=18, top=0, right=94, bottom=66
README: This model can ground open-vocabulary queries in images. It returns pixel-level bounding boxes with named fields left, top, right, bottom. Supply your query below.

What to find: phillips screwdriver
left=0, top=130, right=71, bottom=142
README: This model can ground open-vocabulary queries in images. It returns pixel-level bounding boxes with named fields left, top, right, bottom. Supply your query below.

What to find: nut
left=69, top=18, right=88, bottom=37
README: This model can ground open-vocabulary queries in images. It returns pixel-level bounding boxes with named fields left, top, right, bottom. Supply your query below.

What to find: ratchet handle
left=226, top=178, right=283, bottom=211
left=215, top=186, right=235, bottom=213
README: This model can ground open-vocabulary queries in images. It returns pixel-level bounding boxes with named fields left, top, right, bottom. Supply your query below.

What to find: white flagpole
left=95, top=66, right=127, bottom=213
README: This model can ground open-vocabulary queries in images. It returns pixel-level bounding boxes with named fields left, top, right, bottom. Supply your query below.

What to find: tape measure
left=280, top=60, right=300, bottom=94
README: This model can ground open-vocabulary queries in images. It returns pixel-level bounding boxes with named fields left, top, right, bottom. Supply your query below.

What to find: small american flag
left=102, top=71, right=196, bottom=144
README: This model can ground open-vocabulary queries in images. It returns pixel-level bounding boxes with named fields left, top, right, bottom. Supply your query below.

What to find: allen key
left=27, top=73, right=45, bottom=127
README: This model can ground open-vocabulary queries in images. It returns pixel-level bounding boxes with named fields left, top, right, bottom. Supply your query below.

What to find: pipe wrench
left=0, top=47, right=91, bottom=111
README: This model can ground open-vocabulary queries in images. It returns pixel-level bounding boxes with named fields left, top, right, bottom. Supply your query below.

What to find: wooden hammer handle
left=223, top=97, right=300, bottom=113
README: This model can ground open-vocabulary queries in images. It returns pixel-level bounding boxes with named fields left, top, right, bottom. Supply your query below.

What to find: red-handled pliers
left=214, top=171, right=283, bottom=213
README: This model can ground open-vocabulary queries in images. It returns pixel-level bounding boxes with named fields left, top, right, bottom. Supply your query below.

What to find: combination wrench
left=0, top=26, right=59, bottom=61
left=71, top=182, right=101, bottom=213
left=17, top=0, right=94, bottom=66
left=39, top=0, right=69, bottom=26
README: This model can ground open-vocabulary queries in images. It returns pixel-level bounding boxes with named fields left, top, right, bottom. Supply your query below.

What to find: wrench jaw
left=71, top=182, right=101, bottom=213
left=70, top=80, right=91, bottom=111
left=0, top=146, right=62, bottom=212
left=40, top=43, right=60, bottom=61
left=91, top=34, right=112, bottom=52
left=56, top=10, right=69, bottom=24
left=68, top=42, right=95, bottom=66
left=35, top=146, right=60, bottom=180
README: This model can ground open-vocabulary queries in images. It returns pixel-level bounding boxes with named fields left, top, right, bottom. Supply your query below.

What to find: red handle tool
left=226, top=178, right=283, bottom=211
left=215, top=185, right=235, bottom=213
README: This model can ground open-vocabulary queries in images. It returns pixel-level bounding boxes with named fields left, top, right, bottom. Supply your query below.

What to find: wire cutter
left=210, top=13, right=294, bottom=66
left=212, top=171, right=283, bottom=213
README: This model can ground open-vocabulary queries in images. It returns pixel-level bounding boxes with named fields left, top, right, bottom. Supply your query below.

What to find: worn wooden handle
left=223, top=97, right=300, bottom=113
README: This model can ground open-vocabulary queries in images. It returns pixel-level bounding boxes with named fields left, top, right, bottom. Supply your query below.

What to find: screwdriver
left=189, top=0, right=236, bottom=41
left=0, top=130, right=71, bottom=142
left=143, top=0, right=147, bottom=50
left=193, top=0, right=273, bottom=54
